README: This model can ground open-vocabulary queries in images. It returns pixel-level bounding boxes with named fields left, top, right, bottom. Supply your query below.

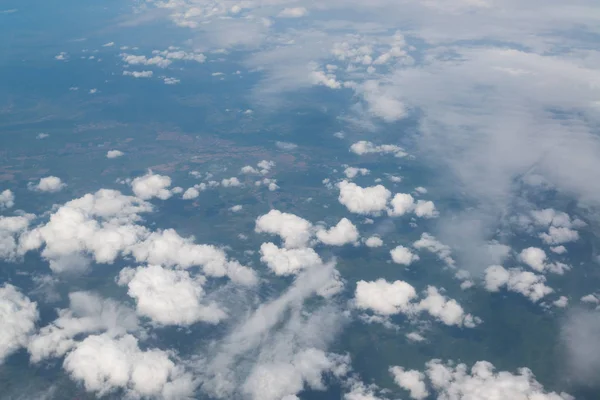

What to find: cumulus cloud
left=30, top=176, right=65, bottom=193
left=316, top=218, right=359, bottom=246
left=0, top=189, right=14, bottom=209
left=344, top=167, right=370, bottom=179
left=106, top=150, right=125, bottom=158
left=350, top=141, right=406, bottom=158
left=0, top=214, right=36, bottom=261
left=365, top=236, right=383, bottom=248
left=123, top=70, right=153, bottom=78
left=259, top=243, right=323, bottom=276
left=413, top=233, right=455, bottom=268
left=118, top=265, right=227, bottom=326
left=519, top=247, right=569, bottom=275
left=390, top=245, right=419, bottom=266
left=221, top=177, right=241, bottom=187
left=338, top=180, right=391, bottom=215
left=63, top=333, right=195, bottom=398
left=0, top=284, right=38, bottom=363
left=388, top=194, right=438, bottom=218
left=131, top=171, right=172, bottom=200
left=389, top=366, right=428, bottom=400
left=255, top=210, right=313, bottom=248
left=355, top=279, right=477, bottom=327
left=28, top=291, right=139, bottom=363
left=484, top=265, right=553, bottom=302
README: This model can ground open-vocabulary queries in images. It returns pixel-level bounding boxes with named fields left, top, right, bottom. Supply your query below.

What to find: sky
left=1, top=0, right=600, bottom=399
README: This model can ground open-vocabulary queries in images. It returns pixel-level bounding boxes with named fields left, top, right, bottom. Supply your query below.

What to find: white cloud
left=182, top=187, right=200, bottom=200
left=0, top=284, right=38, bottom=363
left=390, top=245, right=419, bottom=266
left=389, top=367, right=428, bottom=400
left=278, top=7, right=308, bottom=18
left=540, top=226, right=579, bottom=245
left=123, top=70, right=153, bottom=78
left=102, top=41, right=115, bottom=47
left=117, top=264, right=226, bottom=326
left=28, top=291, right=139, bottom=363
left=255, top=210, right=313, bottom=249
left=221, top=177, right=241, bottom=187
left=416, top=286, right=479, bottom=328
left=519, top=247, right=547, bottom=272
left=0, top=189, right=14, bottom=209
left=164, top=77, right=180, bottom=85
left=355, top=279, right=417, bottom=316
left=388, top=193, right=414, bottom=216
left=106, top=150, right=124, bottom=158
left=350, top=141, right=406, bottom=158
left=554, top=296, right=569, bottom=308
left=31, top=176, right=66, bottom=193
left=130, top=171, right=172, bottom=200
left=276, top=141, right=298, bottom=151
left=63, top=333, right=195, bottom=398
left=259, top=242, right=322, bottom=276
left=316, top=218, right=359, bottom=246
left=484, top=265, right=553, bottom=302
left=413, top=233, right=455, bottom=268
left=230, top=205, right=243, bottom=212
left=413, top=200, right=438, bottom=218
left=344, top=167, right=370, bottom=179
left=338, top=180, right=391, bottom=215
left=121, top=53, right=172, bottom=68
left=423, top=359, right=572, bottom=400
left=365, top=236, right=383, bottom=248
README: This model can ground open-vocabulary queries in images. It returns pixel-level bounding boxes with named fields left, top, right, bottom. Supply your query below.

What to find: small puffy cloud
left=389, top=367, right=428, bottom=400
left=550, top=245, right=567, bottom=254
left=413, top=233, right=455, bottom=268
left=390, top=245, right=419, bottom=266
left=102, top=42, right=115, bottom=47
left=554, top=296, right=569, bottom=308
left=117, top=264, right=226, bottom=326
left=36, top=133, right=49, bottom=139
left=260, top=242, right=322, bottom=276
left=164, top=77, right=180, bottom=85
left=416, top=286, right=479, bottom=327
left=230, top=205, right=243, bottom=212
left=123, top=70, right=153, bottom=78
left=221, top=177, right=241, bottom=187
left=413, top=200, right=438, bottom=218
left=106, top=150, right=124, bottom=158
left=344, top=167, right=370, bottom=179
left=121, top=53, right=172, bottom=68
left=310, top=70, right=342, bottom=89
left=0, top=284, right=38, bottom=363
left=580, top=294, right=599, bottom=304
left=365, top=236, right=383, bottom=248
left=31, top=176, right=66, bottom=193
left=423, top=359, right=572, bottom=400
left=130, top=171, right=172, bottom=200
left=182, top=187, right=200, bottom=200
left=0, top=189, right=14, bottom=209
left=278, top=7, right=308, bottom=18
left=484, top=265, right=553, bottom=302
left=355, top=279, right=417, bottom=316
left=28, top=291, right=139, bottom=363
left=338, top=180, right=391, bottom=215
left=388, top=193, right=414, bottom=216
left=350, top=141, right=406, bottom=158
left=63, top=333, right=195, bottom=398
left=519, top=247, right=547, bottom=272
left=255, top=210, right=313, bottom=248
left=540, top=226, right=579, bottom=245
left=316, top=218, right=359, bottom=246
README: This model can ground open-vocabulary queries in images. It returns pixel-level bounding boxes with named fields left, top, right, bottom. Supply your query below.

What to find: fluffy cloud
left=0, top=284, right=38, bottom=363
left=338, top=180, right=391, bottom=215
left=28, top=291, right=139, bottom=363
left=350, top=141, right=406, bottom=158
left=484, top=265, right=553, bottom=302
left=63, top=333, right=195, bottom=398
left=118, top=265, right=227, bottom=326
left=106, top=150, right=125, bottom=158
left=355, top=279, right=417, bottom=316
left=255, top=210, right=313, bottom=248
left=316, top=218, right=359, bottom=246
left=388, top=194, right=438, bottom=218
left=519, top=247, right=569, bottom=274
left=390, top=245, right=419, bottom=266
left=0, top=189, right=14, bottom=209
left=421, top=359, right=572, bottom=400
left=31, top=176, right=65, bottom=192
left=355, top=280, right=477, bottom=327
left=221, top=177, right=241, bottom=187
left=260, top=242, right=322, bottom=276
left=344, top=167, right=370, bottom=179
left=130, top=171, right=172, bottom=200
left=413, top=233, right=455, bottom=268
left=365, top=236, right=383, bottom=248
left=389, top=366, right=428, bottom=400
left=0, top=214, right=34, bottom=261
left=123, top=70, right=153, bottom=78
